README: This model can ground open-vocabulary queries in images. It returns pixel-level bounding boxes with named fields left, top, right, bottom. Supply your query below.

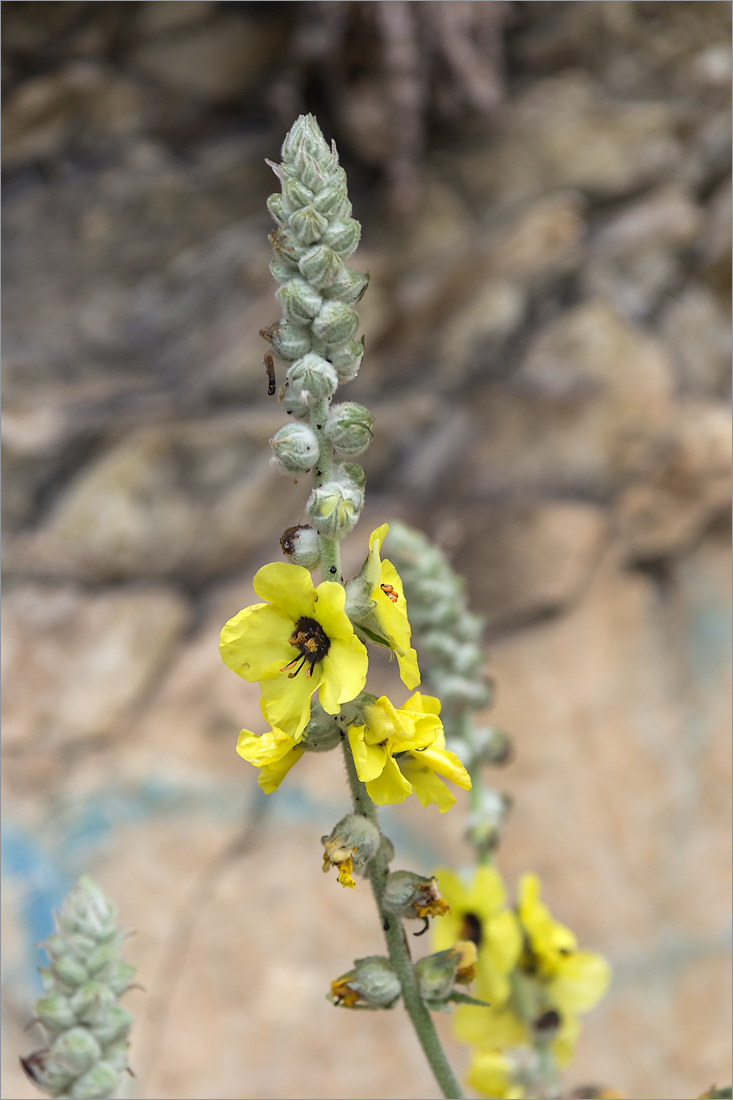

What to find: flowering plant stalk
left=220, top=114, right=472, bottom=1098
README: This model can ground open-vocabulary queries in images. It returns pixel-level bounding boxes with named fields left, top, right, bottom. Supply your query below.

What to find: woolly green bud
left=289, top=204, right=329, bottom=246
left=279, top=379, right=311, bottom=418
left=322, top=217, right=361, bottom=259
left=307, top=478, right=364, bottom=538
left=270, top=422, right=320, bottom=475
left=325, top=402, right=374, bottom=456
left=382, top=871, right=451, bottom=924
left=281, top=177, right=315, bottom=214
left=301, top=700, right=342, bottom=752
left=465, top=787, right=512, bottom=855
left=50, top=1028, right=102, bottom=1077
left=311, top=300, right=360, bottom=347
left=282, top=114, right=332, bottom=163
left=298, top=244, right=343, bottom=289
left=323, top=266, right=370, bottom=304
left=267, top=192, right=285, bottom=224
left=279, top=523, right=321, bottom=568
left=269, top=257, right=299, bottom=284
left=21, top=877, right=135, bottom=1100
left=276, top=277, right=323, bottom=323
left=68, top=1061, right=121, bottom=1100
left=330, top=956, right=401, bottom=1009
left=322, top=814, right=381, bottom=888
left=262, top=319, right=312, bottom=362
left=288, top=352, right=338, bottom=400
left=312, top=180, right=351, bottom=219
left=35, top=992, right=77, bottom=1034
left=329, top=337, right=365, bottom=382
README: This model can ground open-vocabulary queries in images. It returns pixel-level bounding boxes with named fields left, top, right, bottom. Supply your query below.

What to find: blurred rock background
left=2, top=2, right=731, bottom=1098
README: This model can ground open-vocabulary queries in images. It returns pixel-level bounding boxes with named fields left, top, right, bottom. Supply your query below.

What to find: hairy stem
left=342, top=741, right=464, bottom=1099
left=311, top=396, right=342, bottom=581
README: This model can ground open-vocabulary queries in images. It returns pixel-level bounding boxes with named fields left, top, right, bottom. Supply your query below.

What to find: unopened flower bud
left=280, top=524, right=320, bottom=568
left=323, top=266, right=370, bottom=304
left=282, top=177, right=314, bottom=214
left=68, top=1061, right=121, bottom=1100
left=330, top=956, right=401, bottom=1009
left=262, top=320, right=312, bottom=362
left=382, top=871, right=451, bottom=923
left=322, top=814, right=381, bottom=888
left=269, top=257, right=299, bottom=284
left=289, top=204, right=329, bottom=246
left=298, top=244, right=343, bottom=289
left=307, top=479, right=364, bottom=538
left=50, top=1027, right=102, bottom=1076
left=465, top=787, right=512, bottom=855
left=415, top=942, right=477, bottom=1007
left=279, top=378, right=311, bottom=417
left=276, top=277, right=323, bottom=323
left=322, top=217, right=361, bottom=258
left=311, top=300, right=360, bottom=347
left=288, top=352, right=338, bottom=400
left=20, top=1050, right=74, bottom=1095
left=282, top=114, right=331, bottom=163
left=270, top=422, right=320, bottom=475
left=312, top=180, right=351, bottom=219
left=301, top=700, right=342, bottom=753
left=473, top=725, right=513, bottom=766
left=267, top=192, right=285, bottom=224
left=325, top=403, right=374, bottom=456
left=328, top=337, right=365, bottom=382
left=35, top=992, right=77, bottom=1034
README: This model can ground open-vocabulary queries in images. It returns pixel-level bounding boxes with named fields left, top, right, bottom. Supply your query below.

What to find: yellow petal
left=236, top=726, right=296, bottom=766
left=548, top=950, right=611, bottom=1016
left=365, top=753, right=413, bottom=805
left=347, top=725, right=387, bottom=783
left=399, top=757, right=457, bottom=812
left=415, top=746, right=472, bottom=790
left=319, top=633, right=368, bottom=714
left=259, top=661, right=319, bottom=739
left=396, top=647, right=421, bottom=690
left=455, top=1003, right=526, bottom=1049
left=220, top=603, right=292, bottom=680
left=313, top=580, right=352, bottom=639
left=257, top=745, right=305, bottom=793
left=252, top=561, right=316, bottom=619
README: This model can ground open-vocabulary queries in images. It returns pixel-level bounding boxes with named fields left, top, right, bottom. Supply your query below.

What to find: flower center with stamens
left=460, top=912, right=483, bottom=948
left=283, top=616, right=331, bottom=678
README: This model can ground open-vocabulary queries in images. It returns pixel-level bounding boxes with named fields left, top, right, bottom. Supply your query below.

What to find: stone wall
left=2, top=3, right=731, bottom=1098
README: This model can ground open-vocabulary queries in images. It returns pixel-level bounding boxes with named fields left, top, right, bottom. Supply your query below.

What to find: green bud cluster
left=21, top=877, right=135, bottom=1100
left=263, top=114, right=371, bottom=550
left=385, top=521, right=499, bottom=752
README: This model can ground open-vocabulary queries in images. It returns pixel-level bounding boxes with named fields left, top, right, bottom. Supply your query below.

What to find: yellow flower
left=347, top=692, right=469, bottom=807
left=432, top=865, right=522, bottom=1007
left=518, top=873, right=611, bottom=1021
left=398, top=695, right=472, bottom=811
left=451, top=872, right=611, bottom=1072
left=362, top=524, right=421, bottom=689
left=220, top=562, right=368, bottom=739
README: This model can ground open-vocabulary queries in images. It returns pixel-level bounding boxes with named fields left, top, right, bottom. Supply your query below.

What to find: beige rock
left=5, top=412, right=305, bottom=583
left=452, top=501, right=609, bottom=633
left=583, top=187, right=705, bottom=318
left=615, top=399, right=732, bottom=562
left=1, top=582, right=189, bottom=759
left=660, top=282, right=732, bottom=396
left=457, top=73, right=681, bottom=209
left=130, top=15, right=282, bottom=103
left=2, top=63, right=144, bottom=170
left=468, top=300, right=675, bottom=498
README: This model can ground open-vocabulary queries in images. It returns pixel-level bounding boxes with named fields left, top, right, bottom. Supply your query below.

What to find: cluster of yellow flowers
left=220, top=523, right=471, bottom=810
left=433, top=865, right=611, bottom=1099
